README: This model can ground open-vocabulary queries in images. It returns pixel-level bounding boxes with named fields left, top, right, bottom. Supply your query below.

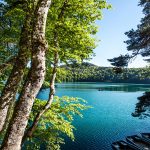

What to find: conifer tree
left=108, top=0, right=150, bottom=66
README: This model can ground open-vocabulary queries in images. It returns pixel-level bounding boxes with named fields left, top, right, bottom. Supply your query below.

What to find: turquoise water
left=37, top=83, right=150, bottom=150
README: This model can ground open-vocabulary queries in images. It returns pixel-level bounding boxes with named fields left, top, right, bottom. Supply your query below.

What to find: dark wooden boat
left=126, top=135, right=150, bottom=150
left=141, top=133, right=150, bottom=142
left=112, top=140, right=140, bottom=150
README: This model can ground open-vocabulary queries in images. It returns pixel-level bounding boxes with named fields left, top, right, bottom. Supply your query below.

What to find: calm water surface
left=37, top=83, right=150, bottom=150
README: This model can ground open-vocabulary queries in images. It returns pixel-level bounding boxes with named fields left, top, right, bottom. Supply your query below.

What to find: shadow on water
left=132, top=91, right=150, bottom=119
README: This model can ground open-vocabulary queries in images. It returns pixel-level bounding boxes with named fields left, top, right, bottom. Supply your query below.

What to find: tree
left=107, top=0, right=150, bottom=67
left=23, top=0, right=111, bottom=142
left=0, top=0, right=32, bottom=132
left=107, top=0, right=150, bottom=120
left=125, top=0, right=150, bottom=60
left=46, top=0, right=111, bottom=63
left=0, top=0, right=111, bottom=149
left=23, top=96, right=90, bottom=150
left=132, top=92, right=150, bottom=118
left=1, top=0, right=51, bottom=149
left=108, top=54, right=130, bottom=74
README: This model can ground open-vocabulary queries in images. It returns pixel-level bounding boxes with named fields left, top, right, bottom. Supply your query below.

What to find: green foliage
left=108, top=0, right=150, bottom=67
left=0, top=1, right=108, bottom=149
left=0, top=65, right=13, bottom=91
left=132, top=92, right=150, bottom=119
left=0, top=0, right=111, bottom=91
left=0, top=79, right=5, bottom=91
left=108, top=54, right=130, bottom=74
left=0, top=2, right=24, bottom=61
left=108, top=54, right=130, bottom=68
left=124, top=0, right=150, bottom=58
left=42, top=81, right=50, bottom=89
left=24, top=96, right=91, bottom=150
left=46, top=0, right=111, bottom=67
left=0, top=1, right=25, bottom=85
left=45, top=67, right=72, bottom=86
left=47, top=62, right=150, bottom=83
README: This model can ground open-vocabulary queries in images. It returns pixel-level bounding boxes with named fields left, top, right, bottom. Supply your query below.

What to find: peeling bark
left=0, top=0, right=51, bottom=149
left=0, top=13, right=32, bottom=132
left=23, top=33, right=59, bottom=140
left=22, top=1, right=68, bottom=141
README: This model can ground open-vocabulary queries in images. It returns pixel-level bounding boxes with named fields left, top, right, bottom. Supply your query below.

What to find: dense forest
left=44, top=62, right=150, bottom=84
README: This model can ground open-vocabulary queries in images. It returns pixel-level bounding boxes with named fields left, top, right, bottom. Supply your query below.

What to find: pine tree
left=108, top=0, right=150, bottom=66
left=125, top=0, right=150, bottom=59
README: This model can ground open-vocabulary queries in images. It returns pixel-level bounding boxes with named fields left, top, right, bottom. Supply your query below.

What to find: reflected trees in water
left=132, top=92, right=150, bottom=119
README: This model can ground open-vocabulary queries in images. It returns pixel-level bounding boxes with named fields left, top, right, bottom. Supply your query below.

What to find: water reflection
left=98, top=85, right=150, bottom=92
left=132, top=92, right=150, bottom=119
left=56, top=83, right=150, bottom=92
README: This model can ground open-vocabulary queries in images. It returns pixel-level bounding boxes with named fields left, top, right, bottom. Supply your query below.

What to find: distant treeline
left=53, top=62, right=150, bottom=84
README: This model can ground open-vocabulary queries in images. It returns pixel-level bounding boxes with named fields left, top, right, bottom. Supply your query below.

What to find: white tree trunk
left=0, top=13, right=31, bottom=132
left=0, top=0, right=51, bottom=149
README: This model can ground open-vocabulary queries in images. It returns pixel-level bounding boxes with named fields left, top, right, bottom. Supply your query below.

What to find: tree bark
left=22, top=1, right=68, bottom=141
left=0, top=56, right=16, bottom=73
left=23, top=33, right=59, bottom=140
left=0, top=12, right=32, bottom=132
left=0, top=0, right=51, bottom=149
left=1, top=96, right=16, bottom=134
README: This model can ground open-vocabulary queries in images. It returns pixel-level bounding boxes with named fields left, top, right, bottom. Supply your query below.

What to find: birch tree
left=1, top=0, right=51, bottom=149
left=0, top=0, right=32, bottom=132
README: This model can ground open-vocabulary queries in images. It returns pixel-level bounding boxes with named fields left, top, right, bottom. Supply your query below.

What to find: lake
left=37, top=82, right=150, bottom=150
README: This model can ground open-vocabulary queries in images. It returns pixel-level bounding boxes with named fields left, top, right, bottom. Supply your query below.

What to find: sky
left=89, top=0, right=147, bottom=68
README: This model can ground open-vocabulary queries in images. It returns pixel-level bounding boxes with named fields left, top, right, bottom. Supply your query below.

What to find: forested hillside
left=47, top=62, right=150, bottom=84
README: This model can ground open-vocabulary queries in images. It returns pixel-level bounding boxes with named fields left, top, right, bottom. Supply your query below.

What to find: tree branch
left=0, top=56, right=16, bottom=72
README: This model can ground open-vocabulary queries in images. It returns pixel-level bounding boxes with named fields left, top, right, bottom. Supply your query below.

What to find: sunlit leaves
left=24, top=96, right=91, bottom=149
left=46, top=0, right=111, bottom=64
